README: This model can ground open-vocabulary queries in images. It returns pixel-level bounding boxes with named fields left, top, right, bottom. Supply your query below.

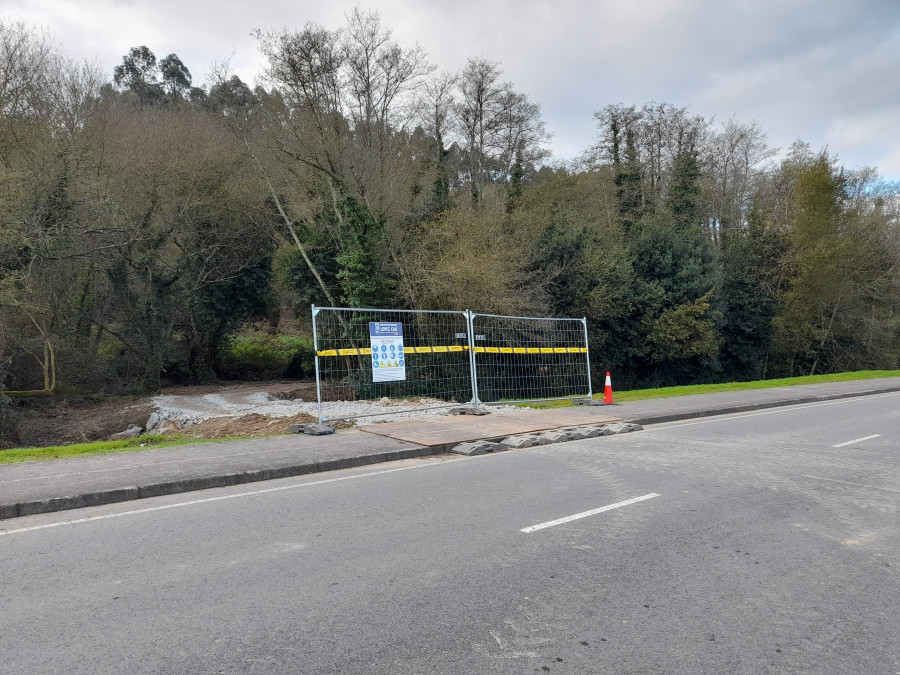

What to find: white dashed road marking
left=833, top=434, right=881, bottom=448
left=521, top=493, right=660, bottom=533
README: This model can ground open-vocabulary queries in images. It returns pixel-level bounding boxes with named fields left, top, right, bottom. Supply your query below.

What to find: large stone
left=145, top=412, right=161, bottom=432
left=301, top=424, right=335, bottom=436
left=450, top=441, right=507, bottom=456
left=108, top=425, right=142, bottom=441
left=154, top=419, right=183, bottom=435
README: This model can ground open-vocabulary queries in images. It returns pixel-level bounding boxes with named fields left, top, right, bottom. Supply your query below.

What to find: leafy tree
left=667, top=148, right=701, bottom=227
left=627, top=216, right=719, bottom=384
left=159, top=53, right=191, bottom=99
left=113, top=46, right=163, bottom=104
left=715, top=228, right=777, bottom=381
left=616, top=126, right=644, bottom=231
left=768, top=147, right=900, bottom=375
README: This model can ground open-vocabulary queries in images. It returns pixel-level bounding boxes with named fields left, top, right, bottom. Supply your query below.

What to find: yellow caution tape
left=317, top=345, right=587, bottom=357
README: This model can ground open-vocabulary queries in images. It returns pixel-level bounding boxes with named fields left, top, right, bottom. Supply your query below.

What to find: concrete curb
left=622, top=387, right=900, bottom=427
left=3, top=385, right=898, bottom=521
left=0, top=445, right=444, bottom=520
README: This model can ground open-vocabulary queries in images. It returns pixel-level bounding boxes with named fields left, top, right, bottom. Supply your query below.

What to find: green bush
left=219, top=335, right=315, bottom=380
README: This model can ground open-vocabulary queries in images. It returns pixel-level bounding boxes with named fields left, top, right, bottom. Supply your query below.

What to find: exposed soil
left=180, top=412, right=354, bottom=439
left=9, top=379, right=522, bottom=449
left=13, top=380, right=320, bottom=448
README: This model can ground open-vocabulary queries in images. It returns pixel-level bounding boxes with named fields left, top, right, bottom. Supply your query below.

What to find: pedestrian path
left=359, top=408, right=620, bottom=445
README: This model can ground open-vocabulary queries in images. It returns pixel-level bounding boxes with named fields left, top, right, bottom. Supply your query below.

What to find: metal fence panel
left=470, top=313, right=591, bottom=404
left=312, top=306, right=474, bottom=423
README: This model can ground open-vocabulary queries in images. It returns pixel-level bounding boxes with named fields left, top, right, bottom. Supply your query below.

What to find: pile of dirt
left=183, top=412, right=317, bottom=438
left=181, top=412, right=355, bottom=439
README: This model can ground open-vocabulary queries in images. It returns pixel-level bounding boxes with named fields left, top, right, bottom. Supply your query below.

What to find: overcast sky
left=5, top=0, right=899, bottom=178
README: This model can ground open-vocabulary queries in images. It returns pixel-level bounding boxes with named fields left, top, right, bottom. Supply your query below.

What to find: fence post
left=582, top=317, right=593, bottom=398
left=312, top=304, right=323, bottom=424
left=466, top=310, right=480, bottom=408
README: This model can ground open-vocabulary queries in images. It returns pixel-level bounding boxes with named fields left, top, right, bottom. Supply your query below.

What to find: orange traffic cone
left=603, top=371, right=614, bottom=404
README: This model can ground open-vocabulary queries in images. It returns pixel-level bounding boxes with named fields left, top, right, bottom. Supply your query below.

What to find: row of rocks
left=107, top=413, right=184, bottom=441
left=450, top=422, right=643, bottom=456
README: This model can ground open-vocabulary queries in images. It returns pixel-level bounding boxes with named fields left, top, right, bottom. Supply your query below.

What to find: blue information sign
left=369, top=322, right=406, bottom=382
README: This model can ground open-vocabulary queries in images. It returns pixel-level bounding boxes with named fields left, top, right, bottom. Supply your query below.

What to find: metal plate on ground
left=358, top=408, right=621, bottom=447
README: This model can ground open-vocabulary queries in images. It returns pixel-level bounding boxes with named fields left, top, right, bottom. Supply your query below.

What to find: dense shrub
left=219, top=335, right=315, bottom=380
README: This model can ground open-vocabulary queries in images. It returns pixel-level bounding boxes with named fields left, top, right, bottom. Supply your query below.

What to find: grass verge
left=0, top=434, right=243, bottom=465
left=525, top=369, right=900, bottom=408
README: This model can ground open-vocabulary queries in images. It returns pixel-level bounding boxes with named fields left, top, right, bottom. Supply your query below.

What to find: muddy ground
left=12, top=381, right=321, bottom=448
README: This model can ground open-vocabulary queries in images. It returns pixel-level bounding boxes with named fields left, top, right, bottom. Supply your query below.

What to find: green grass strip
left=0, top=434, right=240, bottom=465
left=526, top=369, right=900, bottom=408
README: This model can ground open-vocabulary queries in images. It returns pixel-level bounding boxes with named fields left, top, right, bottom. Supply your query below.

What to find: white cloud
left=2, top=0, right=898, bottom=176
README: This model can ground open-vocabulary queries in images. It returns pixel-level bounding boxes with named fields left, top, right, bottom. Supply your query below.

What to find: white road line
left=521, top=493, right=660, bottom=533
left=833, top=434, right=881, bottom=448
left=801, top=475, right=900, bottom=494
left=0, top=461, right=458, bottom=537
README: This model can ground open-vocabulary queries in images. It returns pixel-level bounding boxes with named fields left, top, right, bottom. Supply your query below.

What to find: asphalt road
left=2, top=393, right=898, bottom=674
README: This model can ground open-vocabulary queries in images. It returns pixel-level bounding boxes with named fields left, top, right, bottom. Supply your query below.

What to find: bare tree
left=702, top=117, right=776, bottom=241
left=455, top=57, right=549, bottom=205
left=0, top=19, right=55, bottom=117
left=420, top=70, right=456, bottom=152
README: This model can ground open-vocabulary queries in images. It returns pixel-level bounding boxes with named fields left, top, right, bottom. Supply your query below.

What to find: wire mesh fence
left=312, top=306, right=591, bottom=423
left=312, top=307, right=474, bottom=423
left=470, top=313, right=591, bottom=404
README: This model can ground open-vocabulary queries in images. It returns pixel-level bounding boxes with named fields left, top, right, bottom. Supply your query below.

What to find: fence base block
left=288, top=423, right=335, bottom=436
left=500, top=435, right=540, bottom=449
left=449, top=406, right=491, bottom=416
left=599, top=422, right=642, bottom=434
left=450, top=440, right=508, bottom=456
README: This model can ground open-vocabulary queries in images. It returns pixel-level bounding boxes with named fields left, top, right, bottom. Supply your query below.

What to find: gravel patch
left=151, top=391, right=530, bottom=427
